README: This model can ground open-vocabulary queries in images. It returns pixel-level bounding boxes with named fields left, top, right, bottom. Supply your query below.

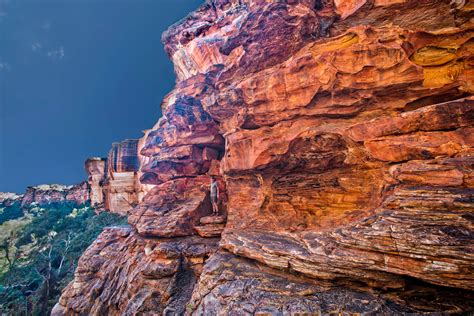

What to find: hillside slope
left=0, top=188, right=126, bottom=315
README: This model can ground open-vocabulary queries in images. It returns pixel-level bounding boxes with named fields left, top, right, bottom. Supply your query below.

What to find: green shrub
left=0, top=202, right=23, bottom=225
left=0, top=202, right=127, bottom=315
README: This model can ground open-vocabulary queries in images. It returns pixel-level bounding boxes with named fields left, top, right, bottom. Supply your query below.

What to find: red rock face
left=107, top=139, right=140, bottom=173
left=56, top=0, right=474, bottom=314
left=140, top=96, right=224, bottom=185
left=20, top=183, right=89, bottom=208
left=128, top=176, right=213, bottom=237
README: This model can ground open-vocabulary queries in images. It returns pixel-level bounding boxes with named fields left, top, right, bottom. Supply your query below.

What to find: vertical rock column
left=102, top=139, right=141, bottom=215
left=85, top=157, right=106, bottom=210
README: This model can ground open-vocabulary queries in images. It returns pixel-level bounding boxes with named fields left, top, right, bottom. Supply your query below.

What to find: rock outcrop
left=20, top=183, right=89, bottom=208
left=85, top=138, right=154, bottom=215
left=102, top=139, right=141, bottom=215
left=52, top=227, right=219, bottom=315
left=55, top=0, right=474, bottom=314
left=85, top=157, right=106, bottom=209
left=0, top=193, right=22, bottom=207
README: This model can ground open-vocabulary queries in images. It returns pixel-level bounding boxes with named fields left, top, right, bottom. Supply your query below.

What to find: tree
left=0, top=230, right=19, bottom=270
left=34, top=231, right=75, bottom=315
left=0, top=202, right=126, bottom=315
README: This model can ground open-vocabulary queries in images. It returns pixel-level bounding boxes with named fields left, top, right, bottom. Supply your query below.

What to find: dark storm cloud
left=0, top=0, right=203, bottom=193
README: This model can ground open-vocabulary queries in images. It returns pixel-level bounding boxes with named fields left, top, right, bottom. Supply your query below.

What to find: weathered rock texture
left=20, top=183, right=89, bottom=208
left=56, top=0, right=474, bottom=314
left=102, top=139, right=142, bottom=215
left=52, top=227, right=219, bottom=315
left=85, top=157, right=106, bottom=209
left=85, top=138, right=154, bottom=215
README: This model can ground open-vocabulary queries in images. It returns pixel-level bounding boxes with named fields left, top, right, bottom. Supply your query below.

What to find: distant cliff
left=0, top=185, right=126, bottom=315
left=52, top=0, right=474, bottom=314
left=20, top=183, right=89, bottom=208
left=84, top=137, right=153, bottom=216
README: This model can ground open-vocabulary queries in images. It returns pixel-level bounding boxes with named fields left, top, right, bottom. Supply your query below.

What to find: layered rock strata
left=20, top=183, right=89, bottom=208
left=85, top=137, right=154, bottom=215
left=194, top=215, right=226, bottom=238
left=102, top=139, right=141, bottom=215
left=188, top=252, right=474, bottom=314
left=56, top=0, right=474, bottom=314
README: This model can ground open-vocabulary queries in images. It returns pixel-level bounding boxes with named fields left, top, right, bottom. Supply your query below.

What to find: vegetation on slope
left=0, top=202, right=127, bottom=315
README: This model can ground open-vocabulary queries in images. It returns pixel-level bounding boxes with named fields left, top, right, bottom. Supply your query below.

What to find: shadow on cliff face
left=163, top=257, right=198, bottom=315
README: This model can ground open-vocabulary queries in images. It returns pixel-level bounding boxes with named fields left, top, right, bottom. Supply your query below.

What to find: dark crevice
left=402, top=87, right=470, bottom=112
left=164, top=257, right=197, bottom=315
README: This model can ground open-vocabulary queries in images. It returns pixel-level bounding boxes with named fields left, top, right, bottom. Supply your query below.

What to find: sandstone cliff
left=0, top=193, right=22, bottom=207
left=84, top=137, right=153, bottom=215
left=20, top=183, right=89, bottom=208
left=54, top=0, right=474, bottom=314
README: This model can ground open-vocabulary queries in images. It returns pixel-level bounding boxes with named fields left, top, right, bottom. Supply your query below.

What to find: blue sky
left=0, top=0, right=203, bottom=193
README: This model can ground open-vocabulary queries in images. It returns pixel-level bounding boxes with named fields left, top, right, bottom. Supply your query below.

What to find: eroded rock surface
left=20, top=183, right=89, bottom=208
left=52, top=227, right=219, bottom=315
left=128, top=176, right=213, bottom=237
left=85, top=137, right=154, bottom=215
left=189, top=252, right=474, bottom=314
left=85, top=157, right=106, bottom=209
left=56, top=0, right=474, bottom=314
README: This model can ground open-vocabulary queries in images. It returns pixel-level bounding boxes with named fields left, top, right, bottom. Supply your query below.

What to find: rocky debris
left=52, top=227, right=219, bottom=316
left=20, top=182, right=89, bottom=208
left=194, top=215, right=226, bottom=238
left=56, top=0, right=474, bottom=314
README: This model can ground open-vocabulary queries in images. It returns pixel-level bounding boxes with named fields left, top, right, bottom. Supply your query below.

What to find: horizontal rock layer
left=20, top=182, right=89, bottom=207
left=189, top=251, right=474, bottom=314
left=84, top=137, right=154, bottom=215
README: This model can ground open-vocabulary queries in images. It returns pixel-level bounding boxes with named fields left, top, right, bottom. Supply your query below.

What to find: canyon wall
left=84, top=137, right=153, bottom=215
left=20, top=183, right=89, bottom=208
left=55, top=0, right=474, bottom=314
